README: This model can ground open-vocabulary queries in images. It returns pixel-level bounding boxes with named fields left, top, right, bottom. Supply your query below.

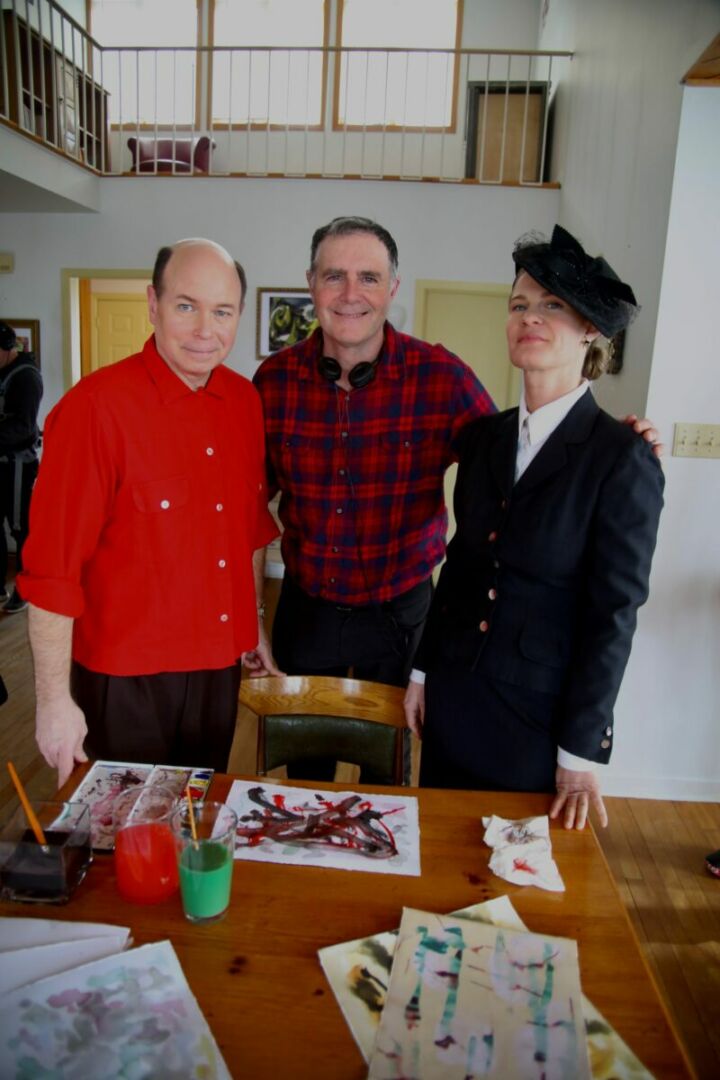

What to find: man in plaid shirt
left=250, top=217, right=495, bottom=700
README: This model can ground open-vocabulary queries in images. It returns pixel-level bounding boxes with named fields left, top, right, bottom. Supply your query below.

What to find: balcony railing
left=0, top=0, right=572, bottom=184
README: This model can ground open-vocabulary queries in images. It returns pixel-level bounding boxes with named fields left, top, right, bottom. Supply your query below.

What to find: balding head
left=147, top=239, right=245, bottom=390
left=152, top=239, right=247, bottom=303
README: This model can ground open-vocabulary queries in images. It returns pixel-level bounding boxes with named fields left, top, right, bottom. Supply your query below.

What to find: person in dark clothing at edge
left=0, top=321, right=43, bottom=615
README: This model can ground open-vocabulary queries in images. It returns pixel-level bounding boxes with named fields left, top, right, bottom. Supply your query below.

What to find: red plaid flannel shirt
left=254, top=323, right=496, bottom=604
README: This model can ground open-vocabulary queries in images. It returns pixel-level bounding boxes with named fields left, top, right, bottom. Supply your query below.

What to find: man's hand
left=404, top=680, right=425, bottom=738
left=550, top=766, right=608, bottom=830
left=36, top=698, right=88, bottom=790
left=622, top=414, right=664, bottom=459
left=242, top=622, right=284, bottom=678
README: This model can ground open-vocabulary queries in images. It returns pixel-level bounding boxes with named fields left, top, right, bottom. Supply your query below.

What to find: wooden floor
left=1, top=586, right=719, bottom=1078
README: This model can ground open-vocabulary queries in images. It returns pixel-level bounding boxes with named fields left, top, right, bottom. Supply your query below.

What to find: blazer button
left=488, top=531, right=498, bottom=542
left=605, top=726, right=612, bottom=736
left=479, top=620, right=489, bottom=632
left=488, top=588, right=497, bottom=600
left=600, top=738, right=611, bottom=749
left=501, top=499, right=508, bottom=510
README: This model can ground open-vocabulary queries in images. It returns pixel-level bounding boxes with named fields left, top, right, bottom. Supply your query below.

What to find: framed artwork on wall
left=4, top=319, right=41, bottom=366
left=256, top=288, right=317, bottom=359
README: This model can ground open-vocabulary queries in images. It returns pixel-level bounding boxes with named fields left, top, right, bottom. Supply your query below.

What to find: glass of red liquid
left=113, top=785, right=179, bottom=904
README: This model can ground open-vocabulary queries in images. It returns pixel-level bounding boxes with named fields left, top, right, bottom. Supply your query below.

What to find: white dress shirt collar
left=515, top=379, right=590, bottom=483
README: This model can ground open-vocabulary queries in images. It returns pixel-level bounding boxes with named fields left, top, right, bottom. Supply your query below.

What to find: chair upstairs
left=126, top=135, right=216, bottom=173
left=239, top=675, right=408, bottom=786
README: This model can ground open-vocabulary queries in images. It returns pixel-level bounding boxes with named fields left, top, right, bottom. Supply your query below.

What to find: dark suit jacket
left=416, top=390, right=664, bottom=764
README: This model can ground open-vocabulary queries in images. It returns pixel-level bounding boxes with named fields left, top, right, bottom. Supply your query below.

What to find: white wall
left=603, top=86, right=720, bottom=800
left=0, top=176, right=558, bottom=414
left=538, top=0, right=720, bottom=419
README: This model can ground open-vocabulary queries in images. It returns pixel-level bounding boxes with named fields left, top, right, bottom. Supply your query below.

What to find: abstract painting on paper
left=367, top=907, right=591, bottom=1080
left=0, top=939, right=230, bottom=1079
left=226, top=780, right=420, bottom=875
left=319, top=896, right=524, bottom=1061
left=320, top=897, right=652, bottom=1079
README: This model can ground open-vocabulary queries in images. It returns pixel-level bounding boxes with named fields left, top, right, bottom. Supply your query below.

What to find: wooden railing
left=0, top=0, right=572, bottom=183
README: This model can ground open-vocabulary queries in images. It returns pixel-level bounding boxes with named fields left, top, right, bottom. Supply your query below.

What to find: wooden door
left=88, top=295, right=153, bottom=375
left=414, top=281, right=517, bottom=548
left=465, top=82, right=547, bottom=184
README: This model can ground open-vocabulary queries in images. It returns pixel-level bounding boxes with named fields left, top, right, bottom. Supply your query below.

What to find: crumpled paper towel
left=482, top=814, right=565, bottom=892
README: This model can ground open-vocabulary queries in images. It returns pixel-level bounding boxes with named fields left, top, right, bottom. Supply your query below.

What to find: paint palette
left=68, top=761, right=213, bottom=852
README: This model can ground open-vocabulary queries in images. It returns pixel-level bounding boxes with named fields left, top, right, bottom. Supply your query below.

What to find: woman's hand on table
left=404, top=680, right=425, bottom=738
left=550, top=766, right=608, bottom=830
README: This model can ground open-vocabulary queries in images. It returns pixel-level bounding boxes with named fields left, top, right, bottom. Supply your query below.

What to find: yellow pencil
left=7, top=761, right=49, bottom=849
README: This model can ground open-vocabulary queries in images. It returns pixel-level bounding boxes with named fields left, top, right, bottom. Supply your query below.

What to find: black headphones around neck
left=317, top=354, right=379, bottom=390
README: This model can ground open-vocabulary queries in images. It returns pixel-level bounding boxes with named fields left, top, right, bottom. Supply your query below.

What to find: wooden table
left=0, top=774, right=692, bottom=1079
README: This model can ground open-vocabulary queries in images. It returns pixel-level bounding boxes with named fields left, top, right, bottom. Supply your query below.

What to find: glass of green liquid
left=170, top=801, right=237, bottom=924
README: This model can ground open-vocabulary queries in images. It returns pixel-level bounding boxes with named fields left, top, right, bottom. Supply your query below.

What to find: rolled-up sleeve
left=19, top=385, right=117, bottom=617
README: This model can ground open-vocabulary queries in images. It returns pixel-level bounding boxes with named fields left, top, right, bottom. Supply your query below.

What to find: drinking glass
left=113, top=785, right=179, bottom=903
left=171, top=801, right=236, bottom=923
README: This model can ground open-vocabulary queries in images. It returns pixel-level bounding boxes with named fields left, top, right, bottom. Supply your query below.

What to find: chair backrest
left=127, top=135, right=216, bottom=173
left=239, top=675, right=407, bottom=786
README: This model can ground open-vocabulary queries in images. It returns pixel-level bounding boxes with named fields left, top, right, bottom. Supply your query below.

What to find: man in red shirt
left=21, top=239, right=278, bottom=787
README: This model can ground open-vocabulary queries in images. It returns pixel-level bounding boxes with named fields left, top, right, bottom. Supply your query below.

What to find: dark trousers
left=273, top=574, right=432, bottom=685
left=272, top=574, right=432, bottom=779
left=420, top=665, right=559, bottom=793
left=71, top=660, right=243, bottom=772
left=0, top=456, right=38, bottom=591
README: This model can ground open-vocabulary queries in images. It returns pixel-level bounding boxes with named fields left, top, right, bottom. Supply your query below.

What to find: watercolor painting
left=367, top=908, right=591, bottom=1079
left=0, top=939, right=230, bottom=1079
left=226, top=780, right=420, bottom=875
left=320, top=896, right=652, bottom=1079
left=320, top=896, right=523, bottom=1059
left=0, top=915, right=131, bottom=995
left=69, top=761, right=213, bottom=851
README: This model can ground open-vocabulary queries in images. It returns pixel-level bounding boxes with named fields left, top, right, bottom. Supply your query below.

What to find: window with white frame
left=211, top=0, right=327, bottom=128
left=90, top=0, right=199, bottom=126
left=336, top=0, right=461, bottom=130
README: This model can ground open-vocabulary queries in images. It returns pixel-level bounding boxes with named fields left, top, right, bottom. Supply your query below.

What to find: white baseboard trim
left=602, top=774, right=720, bottom=801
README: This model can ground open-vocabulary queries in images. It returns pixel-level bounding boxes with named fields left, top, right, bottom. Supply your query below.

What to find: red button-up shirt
left=254, top=324, right=495, bottom=604
left=20, top=338, right=277, bottom=676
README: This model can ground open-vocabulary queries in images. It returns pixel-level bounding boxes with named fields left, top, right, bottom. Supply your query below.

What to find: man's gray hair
left=309, top=217, right=399, bottom=278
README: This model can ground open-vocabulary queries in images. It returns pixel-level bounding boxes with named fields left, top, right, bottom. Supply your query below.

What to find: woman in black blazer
left=405, top=226, right=664, bottom=829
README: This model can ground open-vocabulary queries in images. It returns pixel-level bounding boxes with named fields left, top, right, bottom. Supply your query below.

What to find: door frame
left=61, top=267, right=152, bottom=390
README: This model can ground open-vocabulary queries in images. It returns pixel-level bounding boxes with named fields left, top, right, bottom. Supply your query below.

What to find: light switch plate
left=672, top=423, right=720, bottom=458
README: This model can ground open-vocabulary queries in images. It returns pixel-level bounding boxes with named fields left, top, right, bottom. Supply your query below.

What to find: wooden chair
left=239, top=675, right=408, bottom=786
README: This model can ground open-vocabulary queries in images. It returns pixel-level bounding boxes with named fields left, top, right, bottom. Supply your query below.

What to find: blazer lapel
left=489, top=409, right=519, bottom=498
left=514, top=390, right=599, bottom=494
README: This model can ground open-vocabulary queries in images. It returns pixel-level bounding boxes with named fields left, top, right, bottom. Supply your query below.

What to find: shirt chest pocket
left=379, top=429, right=438, bottom=478
left=379, top=430, right=430, bottom=453
left=132, top=476, right=190, bottom=514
